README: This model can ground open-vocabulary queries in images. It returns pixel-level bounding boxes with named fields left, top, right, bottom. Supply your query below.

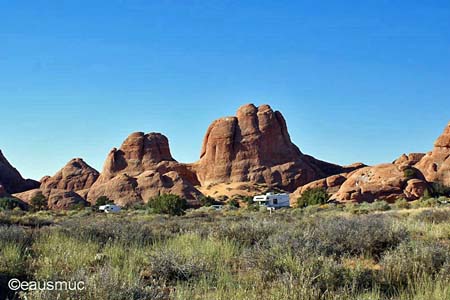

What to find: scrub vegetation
left=0, top=198, right=449, bottom=300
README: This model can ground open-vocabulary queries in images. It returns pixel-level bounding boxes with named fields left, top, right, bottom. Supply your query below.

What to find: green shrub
left=403, top=168, right=417, bottom=180
left=296, top=215, right=409, bottom=258
left=94, top=196, right=114, bottom=208
left=430, top=182, right=450, bottom=197
left=394, top=198, right=410, bottom=209
left=381, top=240, right=450, bottom=287
left=30, top=192, right=48, bottom=211
left=147, top=194, right=187, bottom=216
left=296, top=187, right=329, bottom=208
left=414, top=209, right=450, bottom=224
left=363, top=200, right=391, bottom=212
left=228, top=199, right=240, bottom=208
left=0, top=197, right=27, bottom=211
left=198, top=195, right=216, bottom=207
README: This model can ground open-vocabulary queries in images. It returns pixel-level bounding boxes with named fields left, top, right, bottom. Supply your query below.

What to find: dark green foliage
left=30, top=193, right=48, bottom=211
left=243, top=196, right=254, bottom=205
left=403, top=167, right=417, bottom=180
left=147, top=194, right=187, bottom=216
left=228, top=199, right=240, bottom=208
left=431, top=182, right=450, bottom=197
left=0, top=197, right=27, bottom=211
left=198, top=195, right=216, bottom=207
left=296, top=187, right=330, bottom=208
left=94, top=196, right=114, bottom=208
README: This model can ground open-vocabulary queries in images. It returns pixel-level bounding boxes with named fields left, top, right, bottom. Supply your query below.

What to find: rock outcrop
left=0, top=150, right=39, bottom=194
left=192, top=104, right=346, bottom=191
left=87, top=132, right=201, bottom=205
left=47, top=189, right=88, bottom=210
left=415, top=122, right=450, bottom=186
left=12, top=158, right=97, bottom=210
left=290, top=163, right=366, bottom=203
left=331, top=164, right=428, bottom=203
left=40, top=158, right=99, bottom=193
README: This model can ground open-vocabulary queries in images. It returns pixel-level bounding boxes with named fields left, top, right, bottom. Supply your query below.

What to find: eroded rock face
left=12, top=189, right=42, bottom=204
left=193, top=104, right=345, bottom=191
left=290, top=163, right=367, bottom=204
left=415, top=122, right=450, bottom=186
left=47, top=189, right=88, bottom=210
left=394, top=153, right=426, bottom=167
left=40, top=158, right=99, bottom=193
left=0, top=150, right=39, bottom=193
left=87, top=132, right=201, bottom=205
left=331, top=164, right=428, bottom=203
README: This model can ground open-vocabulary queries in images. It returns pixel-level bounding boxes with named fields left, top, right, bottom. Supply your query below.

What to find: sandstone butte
left=3, top=104, right=450, bottom=209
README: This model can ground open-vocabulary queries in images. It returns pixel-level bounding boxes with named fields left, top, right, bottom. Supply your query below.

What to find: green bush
left=0, top=197, right=27, bottom=211
left=394, top=198, right=410, bottom=209
left=228, top=199, right=240, bottom=208
left=198, top=195, right=216, bottom=207
left=431, top=182, right=450, bottom=197
left=147, top=194, right=187, bottom=216
left=296, top=187, right=329, bottom=208
left=94, top=196, right=114, bottom=208
left=403, top=168, right=417, bottom=180
left=31, top=193, right=48, bottom=211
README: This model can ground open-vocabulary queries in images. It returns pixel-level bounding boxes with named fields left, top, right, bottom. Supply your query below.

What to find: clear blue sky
left=1, top=0, right=449, bottom=180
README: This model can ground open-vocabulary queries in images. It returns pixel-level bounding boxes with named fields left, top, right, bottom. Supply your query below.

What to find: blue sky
left=1, top=0, right=449, bottom=180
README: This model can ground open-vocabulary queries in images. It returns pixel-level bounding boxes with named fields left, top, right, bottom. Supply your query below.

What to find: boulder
left=47, top=189, right=88, bottom=210
left=331, top=164, right=427, bottom=203
left=193, top=104, right=346, bottom=191
left=0, top=150, right=39, bottom=193
left=12, top=188, right=43, bottom=204
left=40, top=158, right=99, bottom=193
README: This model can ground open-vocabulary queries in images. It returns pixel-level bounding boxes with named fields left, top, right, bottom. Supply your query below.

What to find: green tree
left=31, top=193, right=47, bottom=211
left=198, top=195, right=216, bottom=207
left=296, top=187, right=330, bottom=208
left=94, top=196, right=114, bottom=208
left=147, top=194, right=188, bottom=216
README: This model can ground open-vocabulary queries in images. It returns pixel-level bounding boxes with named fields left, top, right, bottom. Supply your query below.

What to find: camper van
left=252, top=193, right=290, bottom=209
left=98, top=204, right=121, bottom=213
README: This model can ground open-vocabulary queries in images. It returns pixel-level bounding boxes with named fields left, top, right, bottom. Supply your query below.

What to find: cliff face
left=192, top=104, right=347, bottom=191
left=0, top=150, right=39, bottom=194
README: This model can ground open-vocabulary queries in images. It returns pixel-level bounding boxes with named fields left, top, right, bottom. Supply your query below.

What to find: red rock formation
left=40, top=158, right=99, bottom=193
left=415, top=122, right=450, bottom=185
left=394, top=153, right=426, bottom=167
left=290, top=163, right=366, bottom=204
left=0, top=150, right=39, bottom=193
left=47, top=189, right=88, bottom=210
left=193, top=104, right=345, bottom=191
left=87, top=132, right=201, bottom=205
left=331, top=164, right=428, bottom=203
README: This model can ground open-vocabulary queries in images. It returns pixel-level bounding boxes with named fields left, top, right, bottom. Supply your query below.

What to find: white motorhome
left=99, top=204, right=121, bottom=213
left=252, top=193, right=290, bottom=209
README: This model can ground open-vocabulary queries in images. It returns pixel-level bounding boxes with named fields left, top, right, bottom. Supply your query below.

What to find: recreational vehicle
left=252, top=193, right=290, bottom=209
left=99, top=204, right=121, bottom=213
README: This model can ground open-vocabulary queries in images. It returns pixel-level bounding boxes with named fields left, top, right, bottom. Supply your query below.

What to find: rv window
left=273, top=199, right=278, bottom=204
